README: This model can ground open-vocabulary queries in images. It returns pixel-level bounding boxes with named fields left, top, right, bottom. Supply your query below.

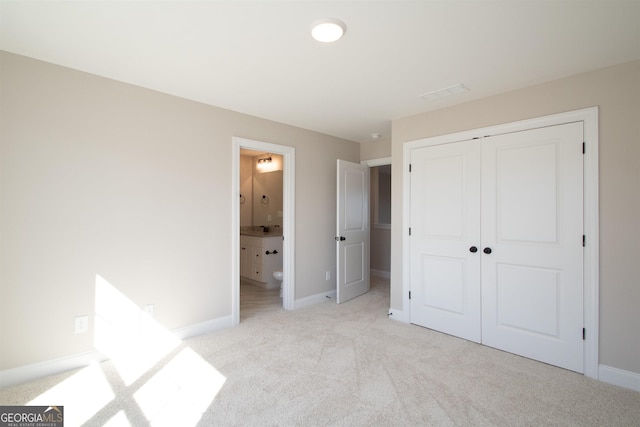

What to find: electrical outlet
left=143, top=304, right=154, bottom=317
left=326, top=271, right=331, bottom=281
left=74, top=316, right=89, bottom=334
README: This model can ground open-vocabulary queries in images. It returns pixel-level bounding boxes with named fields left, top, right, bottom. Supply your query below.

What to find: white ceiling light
left=311, top=18, right=346, bottom=43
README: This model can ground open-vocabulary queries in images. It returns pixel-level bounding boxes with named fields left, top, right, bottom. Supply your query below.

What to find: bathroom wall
left=239, top=155, right=253, bottom=227
left=239, top=153, right=284, bottom=229
left=252, top=155, right=283, bottom=228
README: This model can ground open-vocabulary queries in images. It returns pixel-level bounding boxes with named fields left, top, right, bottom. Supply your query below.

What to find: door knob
left=335, top=236, right=346, bottom=241
left=469, top=246, right=478, bottom=253
left=483, top=247, right=492, bottom=254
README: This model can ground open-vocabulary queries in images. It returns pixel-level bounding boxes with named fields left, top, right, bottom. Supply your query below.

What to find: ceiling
left=1, top=1, right=639, bottom=143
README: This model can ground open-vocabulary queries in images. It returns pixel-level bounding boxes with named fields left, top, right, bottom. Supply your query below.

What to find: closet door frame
left=402, top=107, right=599, bottom=379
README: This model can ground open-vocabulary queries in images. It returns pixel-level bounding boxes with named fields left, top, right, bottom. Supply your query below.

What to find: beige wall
left=0, top=52, right=359, bottom=370
left=239, top=155, right=253, bottom=227
left=391, top=60, right=640, bottom=375
left=360, top=137, right=391, bottom=161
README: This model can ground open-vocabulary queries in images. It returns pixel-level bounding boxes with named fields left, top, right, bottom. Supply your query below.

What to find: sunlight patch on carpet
left=134, top=348, right=226, bottom=426
left=27, top=361, right=114, bottom=426
left=25, top=275, right=227, bottom=426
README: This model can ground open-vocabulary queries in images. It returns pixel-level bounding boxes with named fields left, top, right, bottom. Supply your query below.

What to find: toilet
left=272, top=269, right=283, bottom=297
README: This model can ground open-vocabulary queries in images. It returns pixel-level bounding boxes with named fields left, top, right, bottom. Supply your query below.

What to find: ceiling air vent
left=420, top=83, right=469, bottom=101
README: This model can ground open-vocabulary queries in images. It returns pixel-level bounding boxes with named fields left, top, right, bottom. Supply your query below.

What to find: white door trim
left=402, top=107, right=599, bottom=379
left=232, top=137, right=296, bottom=325
left=361, top=156, right=392, bottom=167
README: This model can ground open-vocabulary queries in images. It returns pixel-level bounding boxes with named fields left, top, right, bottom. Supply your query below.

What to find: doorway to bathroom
left=231, top=137, right=295, bottom=325
left=363, top=157, right=391, bottom=282
left=369, top=163, right=391, bottom=279
left=335, top=157, right=391, bottom=304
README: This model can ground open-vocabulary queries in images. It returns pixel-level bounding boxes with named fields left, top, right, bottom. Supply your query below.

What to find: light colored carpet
left=2, top=276, right=639, bottom=426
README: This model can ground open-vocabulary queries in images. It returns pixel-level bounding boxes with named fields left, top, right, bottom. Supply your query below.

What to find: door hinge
left=583, top=142, right=586, bottom=154
left=409, top=164, right=412, bottom=173
left=583, top=328, right=586, bottom=340
left=583, top=235, right=586, bottom=247
left=409, top=291, right=411, bottom=300
left=409, top=227, right=412, bottom=236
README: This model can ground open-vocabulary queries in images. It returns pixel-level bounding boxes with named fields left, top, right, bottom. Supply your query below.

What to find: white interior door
left=409, top=141, right=482, bottom=342
left=481, top=122, right=584, bottom=372
left=336, top=159, right=370, bottom=304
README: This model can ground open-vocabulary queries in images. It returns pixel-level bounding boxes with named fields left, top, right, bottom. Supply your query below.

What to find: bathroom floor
left=240, top=279, right=282, bottom=320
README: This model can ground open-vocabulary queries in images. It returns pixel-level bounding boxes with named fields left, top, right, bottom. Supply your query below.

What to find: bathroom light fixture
left=311, top=18, right=346, bottom=42
left=257, top=156, right=272, bottom=169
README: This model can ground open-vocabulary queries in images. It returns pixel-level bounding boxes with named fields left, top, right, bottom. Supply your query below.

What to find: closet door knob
left=483, top=247, right=492, bottom=254
left=469, top=246, right=478, bottom=253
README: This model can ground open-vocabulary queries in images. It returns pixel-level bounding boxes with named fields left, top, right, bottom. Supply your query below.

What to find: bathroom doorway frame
left=362, top=156, right=392, bottom=279
left=231, top=137, right=295, bottom=325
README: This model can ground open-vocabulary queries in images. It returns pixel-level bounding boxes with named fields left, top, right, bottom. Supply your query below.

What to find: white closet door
left=410, top=140, right=482, bottom=343
left=481, top=122, right=584, bottom=372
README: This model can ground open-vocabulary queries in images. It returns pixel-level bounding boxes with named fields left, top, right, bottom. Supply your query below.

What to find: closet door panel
left=481, top=122, right=584, bottom=373
left=410, top=140, right=481, bottom=343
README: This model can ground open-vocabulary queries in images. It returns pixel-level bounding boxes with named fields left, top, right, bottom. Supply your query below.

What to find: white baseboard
left=387, top=308, right=408, bottom=323
left=171, top=315, right=233, bottom=340
left=294, top=290, right=337, bottom=310
left=293, top=271, right=389, bottom=310
left=0, top=315, right=234, bottom=389
left=0, top=350, right=107, bottom=389
left=371, top=269, right=391, bottom=279
left=598, top=364, right=640, bottom=392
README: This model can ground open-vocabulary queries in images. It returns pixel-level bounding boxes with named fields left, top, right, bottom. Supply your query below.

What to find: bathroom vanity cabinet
left=240, top=235, right=283, bottom=288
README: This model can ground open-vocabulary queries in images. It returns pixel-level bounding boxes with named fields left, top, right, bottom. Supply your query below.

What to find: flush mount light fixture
left=311, top=18, right=346, bottom=42
left=420, top=83, right=470, bottom=101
